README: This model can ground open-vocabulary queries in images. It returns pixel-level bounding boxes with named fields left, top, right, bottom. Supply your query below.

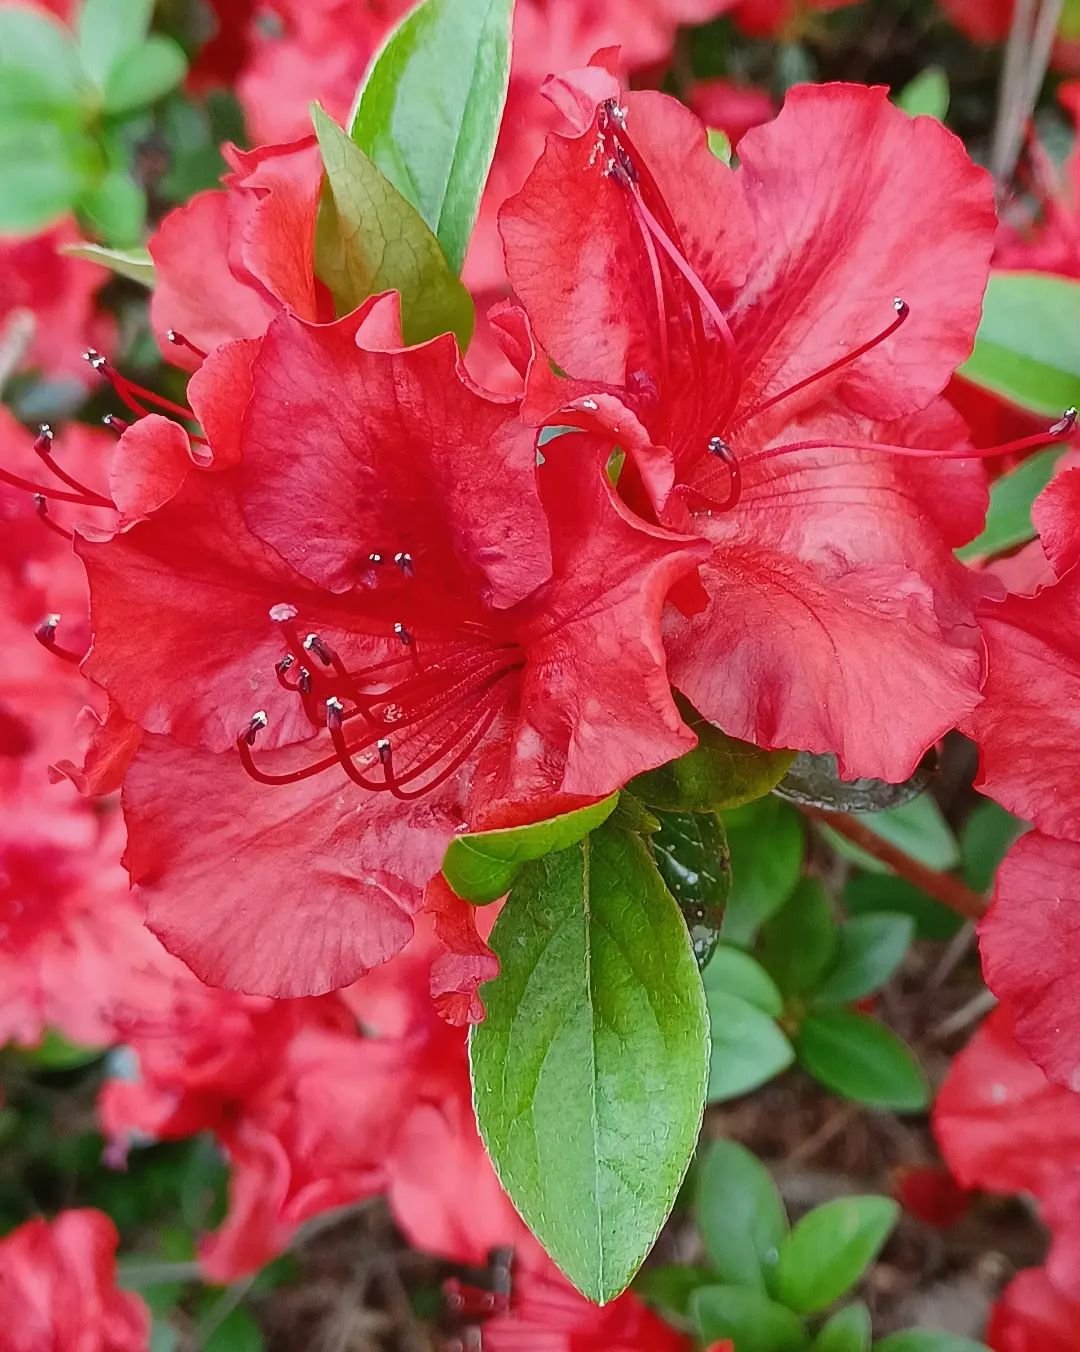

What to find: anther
left=326, top=697, right=345, bottom=730
left=893, top=297, right=910, bottom=317
left=34, top=613, right=80, bottom=663
left=394, top=551, right=414, bottom=577
left=165, top=329, right=209, bottom=360
left=377, top=738, right=392, bottom=765
left=1051, top=406, right=1078, bottom=436
left=269, top=602, right=299, bottom=623
left=368, top=552, right=384, bottom=565
left=33, top=424, right=54, bottom=454
left=275, top=654, right=295, bottom=675
left=32, top=494, right=72, bottom=540
left=394, top=622, right=413, bottom=646
left=298, top=668, right=313, bottom=695
left=303, top=633, right=333, bottom=666
left=241, top=711, right=268, bottom=745
left=704, top=435, right=742, bottom=511
left=102, top=414, right=130, bottom=434
left=82, top=349, right=107, bottom=370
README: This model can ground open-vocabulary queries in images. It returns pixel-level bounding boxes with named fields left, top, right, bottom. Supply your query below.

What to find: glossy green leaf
left=720, top=797, right=805, bottom=945
left=760, top=878, right=838, bottom=999
left=960, top=270, right=1080, bottom=417
left=844, top=874, right=961, bottom=942
left=775, top=1197, right=898, bottom=1315
left=707, top=127, right=732, bottom=162
left=707, top=992, right=794, bottom=1103
left=78, top=169, right=146, bottom=247
left=775, top=752, right=933, bottom=814
left=350, top=0, right=513, bottom=274
left=313, top=105, right=474, bottom=348
left=62, top=240, right=155, bottom=285
left=704, top=944, right=784, bottom=1017
left=957, top=446, right=1065, bottom=560
left=77, top=0, right=153, bottom=89
left=690, top=1285, right=809, bottom=1352
left=635, top=702, right=794, bottom=813
left=812, top=1304, right=873, bottom=1352
left=696, top=1139, right=788, bottom=1290
left=813, top=914, right=914, bottom=1006
left=874, top=1335, right=991, bottom=1352
left=960, top=799, right=1026, bottom=892
left=103, top=35, right=188, bottom=115
left=820, top=795, right=959, bottom=875
left=895, top=66, right=949, bottom=120
left=796, top=1011, right=929, bottom=1112
left=652, top=811, right=731, bottom=968
left=442, top=794, right=618, bottom=904
left=470, top=823, right=708, bottom=1303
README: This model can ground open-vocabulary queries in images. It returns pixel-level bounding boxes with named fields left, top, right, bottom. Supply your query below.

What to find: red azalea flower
left=988, top=1267, right=1080, bottom=1352
left=934, top=1006, right=1080, bottom=1297
left=0, top=220, right=111, bottom=383
left=77, top=311, right=704, bottom=995
left=721, top=0, right=857, bottom=38
left=149, top=137, right=325, bottom=365
left=688, top=78, right=777, bottom=146
left=0, top=1209, right=150, bottom=1352
left=501, top=78, right=1008, bottom=778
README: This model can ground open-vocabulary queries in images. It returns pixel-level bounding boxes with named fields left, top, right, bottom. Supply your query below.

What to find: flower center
left=237, top=600, right=524, bottom=802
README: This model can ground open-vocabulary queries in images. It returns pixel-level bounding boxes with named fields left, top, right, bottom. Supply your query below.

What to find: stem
left=803, top=808, right=988, bottom=921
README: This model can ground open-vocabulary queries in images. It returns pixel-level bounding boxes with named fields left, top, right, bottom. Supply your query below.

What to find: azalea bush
left=3, top=0, right=1080, bottom=1347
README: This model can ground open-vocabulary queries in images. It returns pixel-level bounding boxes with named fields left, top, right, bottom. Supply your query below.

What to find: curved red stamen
left=35, top=615, right=81, bottom=664
left=733, top=299, right=911, bottom=431
left=738, top=407, right=1078, bottom=472
left=166, top=329, right=208, bottom=361
left=33, top=495, right=74, bottom=541
left=34, top=425, right=111, bottom=504
left=0, top=465, right=110, bottom=507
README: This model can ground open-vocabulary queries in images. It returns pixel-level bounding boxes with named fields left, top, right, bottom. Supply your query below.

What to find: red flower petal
left=424, top=874, right=499, bottom=1026
left=987, top=1268, right=1080, bottom=1352
left=979, top=834, right=1080, bottom=1090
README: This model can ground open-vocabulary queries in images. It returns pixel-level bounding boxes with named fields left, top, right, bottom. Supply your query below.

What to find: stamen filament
left=0, top=465, right=109, bottom=506
left=733, top=299, right=911, bottom=430
left=33, top=495, right=74, bottom=541
left=35, top=615, right=81, bottom=663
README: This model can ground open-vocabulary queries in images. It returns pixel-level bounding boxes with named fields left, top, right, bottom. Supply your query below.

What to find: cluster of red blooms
left=5, top=0, right=1080, bottom=1345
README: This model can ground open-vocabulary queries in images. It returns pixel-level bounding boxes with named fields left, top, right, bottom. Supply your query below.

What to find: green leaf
left=442, top=794, right=618, bottom=904
left=707, top=992, right=794, bottom=1102
left=776, top=1197, right=897, bottom=1315
left=652, top=811, right=731, bottom=969
left=0, top=125, right=87, bottom=234
left=960, top=800, right=1026, bottom=892
left=874, top=1335, right=991, bottom=1352
left=0, top=8, right=87, bottom=106
left=720, top=797, right=805, bottom=945
left=470, top=823, right=708, bottom=1303
left=707, top=127, right=732, bottom=163
left=796, top=1011, right=929, bottom=1112
left=704, top=944, right=784, bottom=1017
left=313, top=104, right=474, bottom=348
left=696, top=1139, right=788, bottom=1290
left=204, top=1306, right=264, bottom=1352
left=894, top=66, right=949, bottom=120
left=844, top=874, right=961, bottom=942
left=634, top=700, right=794, bottom=813
left=760, top=878, right=838, bottom=999
left=690, top=1285, right=809, bottom=1352
left=775, top=752, right=933, bottom=814
left=634, top=1264, right=715, bottom=1319
left=103, top=35, right=188, bottom=115
left=812, top=1304, right=873, bottom=1352
left=15, top=1028, right=104, bottom=1070
left=813, top=914, right=914, bottom=1006
left=77, top=0, right=153, bottom=89
left=350, top=0, right=513, bottom=274
left=820, top=795, right=959, bottom=875
left=960, top=270, right=1080, bottom=417
left=62, top=240, right=155, bottom=285
left=957, top=446, right=1065, bottom=560
left=78, top=169, right=146, bottom=247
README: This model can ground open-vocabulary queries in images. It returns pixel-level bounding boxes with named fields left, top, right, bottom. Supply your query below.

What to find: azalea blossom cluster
left=5, top=0, right=1080, bottom=1346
